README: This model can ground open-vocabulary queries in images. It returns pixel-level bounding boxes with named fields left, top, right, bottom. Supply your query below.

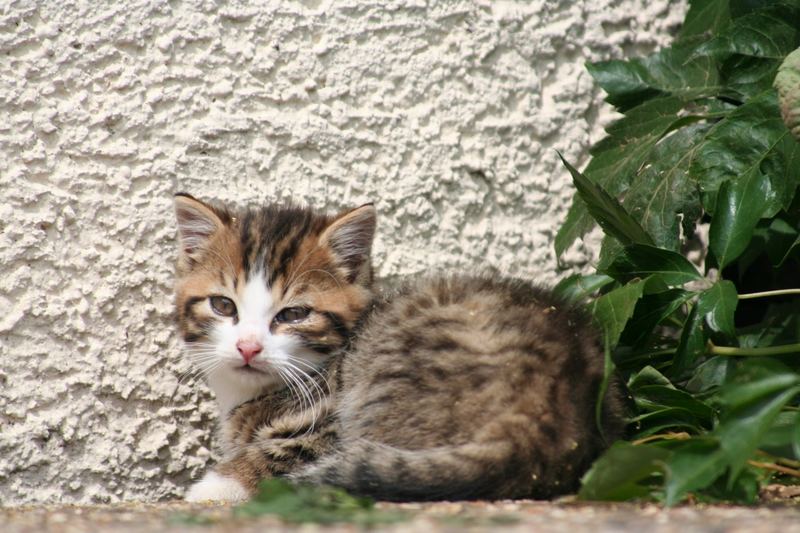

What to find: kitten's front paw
left=185, top=471, right=250, bottom=502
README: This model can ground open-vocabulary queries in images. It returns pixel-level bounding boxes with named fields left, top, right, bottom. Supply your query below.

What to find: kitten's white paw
left=185, top=471, right=250, bottom=502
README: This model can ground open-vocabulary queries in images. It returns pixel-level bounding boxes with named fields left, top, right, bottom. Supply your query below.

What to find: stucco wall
left=0, top=0, right=685, bottom=504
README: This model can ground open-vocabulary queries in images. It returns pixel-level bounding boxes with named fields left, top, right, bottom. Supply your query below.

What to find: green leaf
left=596, top=333, right=617, bottom=442
left=701, top=464, right=760, bottom=504
left=628, top=365, right=675, bottom=388
left=718, top=384, right=800, bottom=483
left=554, top=98, right=687, bottom=257
left=709, top=173, right=772, bottom=269
left=619, top=288, right=694, bottom=348
left=628, top=367, right=715, bottom=426
left=553, top=274, right=615, bottom=304
left=671, top=282, right=740, bottom=376
left=760, top=410, right=800, bottom=459
left=720, top=54, right=782, bottom=101
left=695, top=90, right=798, bottom=215
left=763, top=217, right=799, bottom=266
left=588, top=41, right=721, bottom=112
left=700, top=280, right=739, bottom=339
left=695, top=4, right=800, bottom=61
left=664, top=437, right=729, bottom=505
left=710, top=359, right=800, bottom=483
left=628, top=409, right=708, bottom=438
left=623, top=124, right=711, bottom=251
left=778, top=232, right=800, bottom=265
left=671, top=304, right=706, bottom=378
left=604, top=244, right=702, bottom=286
left=716, top=358, right=800, bottom=409
left=730, top=0, right=800, bottom=18
left=589, top=278, right=648, bottom=348
left=578, top=441, right=671, bottom=501
left=679, top=0, right=731, bottom=39
left=699, top=89, right=800, bottom=268
left=632, top=385, right=715, bottom=422
left=558, top=154, right=654, bottom=249
left=685, top=356, right=734, bottom=394
left=236, top=479, right=407, bottom=525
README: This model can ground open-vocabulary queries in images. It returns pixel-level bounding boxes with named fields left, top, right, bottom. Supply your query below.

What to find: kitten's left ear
left=320, top=204, right=376, bottom=282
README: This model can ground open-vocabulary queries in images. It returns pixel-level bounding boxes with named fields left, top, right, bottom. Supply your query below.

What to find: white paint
left=0, top=0, right=687, bottom=504
left=184, top=471, right=249, bottom=503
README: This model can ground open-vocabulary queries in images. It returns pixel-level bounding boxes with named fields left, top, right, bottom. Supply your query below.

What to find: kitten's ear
left=320, top=204, right=376, bottom=282
left=174, top=193, right=227, bottom=256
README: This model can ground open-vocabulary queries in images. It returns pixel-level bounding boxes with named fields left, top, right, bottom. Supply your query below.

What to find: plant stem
left=738, top=288, right=800, bottom=300
left=626, top=342, right=800, bottom=359
left=756, top=450, right=800, bottom=469
left=709, top=342, right=800, bottom=356
left=632, top=432, right=691, bottom=446
left=748, top=460, right=800, bottom=479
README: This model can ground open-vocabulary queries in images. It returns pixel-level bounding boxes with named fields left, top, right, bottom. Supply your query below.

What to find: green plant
left=555, top=0, right=800, bottom=504
left=234, top=478, right=408, bottom=525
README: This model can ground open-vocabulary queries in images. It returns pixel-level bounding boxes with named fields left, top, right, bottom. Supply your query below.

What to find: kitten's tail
left=290, top=439, right=517, bottom=501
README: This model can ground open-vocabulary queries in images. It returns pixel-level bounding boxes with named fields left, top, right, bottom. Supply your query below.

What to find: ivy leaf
left=604, top=244, right=702, bottom=286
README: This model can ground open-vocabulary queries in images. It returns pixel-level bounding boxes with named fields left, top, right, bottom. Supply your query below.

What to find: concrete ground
left=3, top=498, right=800, bottom=533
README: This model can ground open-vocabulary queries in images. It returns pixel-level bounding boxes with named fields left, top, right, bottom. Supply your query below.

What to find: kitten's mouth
left=237, top=364, right=268, bottom=375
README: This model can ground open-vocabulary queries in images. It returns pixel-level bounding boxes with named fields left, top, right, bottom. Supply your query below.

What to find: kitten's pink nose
left=236, top=340, right=263, bottom=364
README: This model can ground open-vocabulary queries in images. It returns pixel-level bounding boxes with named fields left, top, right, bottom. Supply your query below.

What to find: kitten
left=174, top=194, right=623, bottom=502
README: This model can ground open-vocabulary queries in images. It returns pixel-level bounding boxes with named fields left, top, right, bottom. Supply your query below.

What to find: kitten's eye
left=274, top=307, right=310, bottom=324
left=209, top=296, right=237, bottom=317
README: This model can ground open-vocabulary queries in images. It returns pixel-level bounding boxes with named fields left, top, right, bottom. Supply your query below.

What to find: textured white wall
left=0, top=0, right=685, bottom=504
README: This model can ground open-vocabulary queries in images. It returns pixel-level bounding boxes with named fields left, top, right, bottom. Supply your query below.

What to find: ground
left=3, top=498, right=800, bottom=533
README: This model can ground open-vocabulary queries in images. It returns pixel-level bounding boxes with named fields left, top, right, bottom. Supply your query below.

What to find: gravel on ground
left=2, top=498, right=800, bottom=533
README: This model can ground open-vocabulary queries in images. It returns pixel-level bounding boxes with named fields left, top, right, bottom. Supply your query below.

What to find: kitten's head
left=173, top=193, right=376, bottom=409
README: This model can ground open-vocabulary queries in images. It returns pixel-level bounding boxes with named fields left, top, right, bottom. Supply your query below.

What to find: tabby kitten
left=174, top=193, right=623, bottom=502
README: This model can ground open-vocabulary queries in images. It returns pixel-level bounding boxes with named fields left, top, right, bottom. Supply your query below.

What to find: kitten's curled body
left=174, top=194, right=623, bottom=502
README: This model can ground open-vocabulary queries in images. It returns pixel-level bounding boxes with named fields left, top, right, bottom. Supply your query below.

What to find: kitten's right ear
left=174, top=193, right=226, bottom=256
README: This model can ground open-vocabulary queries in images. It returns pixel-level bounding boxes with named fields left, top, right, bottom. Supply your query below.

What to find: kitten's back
left=295, top=275, right=623, bottom=500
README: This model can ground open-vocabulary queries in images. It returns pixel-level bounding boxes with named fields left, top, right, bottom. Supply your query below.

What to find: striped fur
left=174, top=195, right=623, bottom=502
